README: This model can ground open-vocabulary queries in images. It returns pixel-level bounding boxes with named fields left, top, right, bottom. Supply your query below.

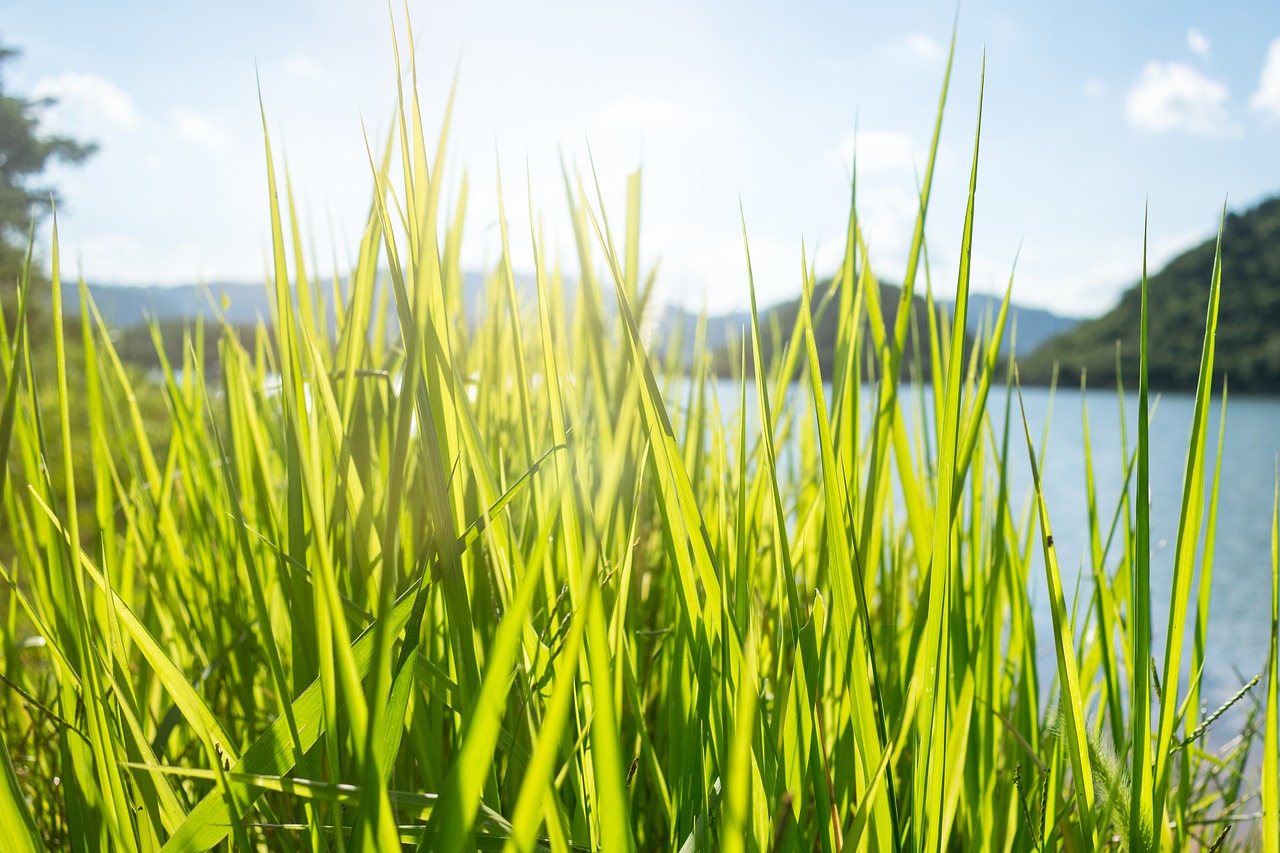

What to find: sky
left=3, top=0, right=1280, bottom=317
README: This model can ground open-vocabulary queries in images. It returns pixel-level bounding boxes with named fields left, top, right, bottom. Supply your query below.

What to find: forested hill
left=1020, top=196, right=1280, bottom=392
left=709, top=279, right=957, bottom=381
left=704, top=278, right=1081, bottom=382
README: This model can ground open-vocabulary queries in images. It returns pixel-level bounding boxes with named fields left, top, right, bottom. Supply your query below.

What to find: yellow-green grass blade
left=1152, top=206, right=1226, bottom=825
left=584, top=177, right=722, bottom=641
left=794, top=248, right=895, bottom=848
left=740, top=218, right=821, bottom=838
left=417, top=544, right=546, bottom=852
left=46, top=217, right=141, bottom=851
left=1015, top=375, right=1096, bottom=840
left=161, top=582, right=418, bottom=852
left=28, top=494, right=241, bottom=763
left=494, top=160, right=541, bottom=488
left=851, top=16, right=956, bottom=591
left=919, top=57, right=983, bottom=853
left=160, top=445, right=549, bottom=852
left=530, top=184, right=637, bottom=849
left=127, top=762, right=521, bottom=841
left=1080, top=372, right=1128, bottom=756
left=1128, top=208, right=1157, bottom=853
left=0, top=666, right=42, bottom=853
left=0, top=222, right=36, bottom=505
left=1180, top=381, right=1228, bottom=828
left=1263, top=467, right=1278, bottom=853
left=740, top=214, right=803, bottom=640
left=954, top=273, right=1014, bottom=500
left=719, top=624, right=758, bottom=853
left=503, top=569, right=591, bottom=853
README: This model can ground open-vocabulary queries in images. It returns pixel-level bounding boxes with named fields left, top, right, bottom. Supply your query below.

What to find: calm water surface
left=1015, top=388, right=1276, bottom=721
left=674, top=380, right=1279, bottom=742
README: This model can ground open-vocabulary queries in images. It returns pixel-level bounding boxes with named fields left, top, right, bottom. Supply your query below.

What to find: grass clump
left=0, top=15, right=1276, bottom=853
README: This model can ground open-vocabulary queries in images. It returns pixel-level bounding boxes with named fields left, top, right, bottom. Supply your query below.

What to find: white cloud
left=32, top=72, right=137, bottom=133
left=68, top=232, right=256, bottom=285
left=858, top=186, right=919, bottom=273
left=905, top=33, right=941, bottom=61
left=1187, top=28, right=1211, bottom=58
left=168, top=107, right=230, bottom=151
left=1250, top=38, right=1280, bottom=117
left=837, top=129, right=920, bottom=174
left=596, top=96, right=694, bottom=132
left=283, top=56, right=325, bottom=81
left=1064, top=227, right=1204, bottom=313
left=1083, top=78, right=1106, bottom=98
left=1125, top=61, right=1234, bottom=135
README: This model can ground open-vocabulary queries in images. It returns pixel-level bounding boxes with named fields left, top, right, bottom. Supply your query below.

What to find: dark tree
left=0, top=39, right=97, bottom=282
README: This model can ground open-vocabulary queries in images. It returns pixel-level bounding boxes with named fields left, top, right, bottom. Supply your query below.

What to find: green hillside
left=1021, top=196, right=1280, bottom=391
left=711, top=277, right=981, bottom=382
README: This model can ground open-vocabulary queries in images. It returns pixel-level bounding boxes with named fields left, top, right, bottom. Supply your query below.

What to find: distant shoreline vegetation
left=70, top=195, right=1280, bottom=394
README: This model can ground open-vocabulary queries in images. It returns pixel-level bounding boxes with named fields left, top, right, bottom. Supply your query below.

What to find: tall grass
left=0, top=16, right=1276, bottom=852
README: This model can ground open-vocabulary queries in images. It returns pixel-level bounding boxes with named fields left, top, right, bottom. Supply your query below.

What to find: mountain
left=649, top=304, right=752, bottom=367
left=66, top=272, right=507, bottom=330
left=691, top=283, right=1081, bottom=381
left=68, top=273, right=1079, bottom=379
left=956, top=294, right=1081, bottom=358
left=703, top=279, right=959, bottom=381
left=1020, top=196, right=1280, bottom=392
left=71, top=281, right=271, bottom=328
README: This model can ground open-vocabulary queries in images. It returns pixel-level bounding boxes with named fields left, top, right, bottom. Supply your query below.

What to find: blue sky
left=4, top=0, right=1280, bottom=316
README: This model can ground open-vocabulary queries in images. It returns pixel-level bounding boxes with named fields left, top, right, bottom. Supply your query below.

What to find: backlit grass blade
left=502, top=570, right=589, bottom=852
left=1129, top=208, right=1157, bottom=853
left=1263, top=468, right=1278, bottom=853
left=719, top=624, right=758, bottom=853
left=419, top=527, right=549, bottom=852
left=1015, top=374, right=1096, bottom=840
left=794, top=245, right=894, bottom=848
left=740, top=216, right=823, bottom=842
left=0, top=227, right=41, bottom=845
left=0, top=724, right=43, bottom=853
left=47, top=216, right=141, bottom=851
left=0, top=222, right=36, bottom=505
left=1152, top=205, right=1226, bottom=828
left=529, top=176, right=638, bottom=850
left=161, top=584, right=418, bottom=852
left=161, top=449, right=552, bottom=852
left=918, top=56, right=983, bottom=853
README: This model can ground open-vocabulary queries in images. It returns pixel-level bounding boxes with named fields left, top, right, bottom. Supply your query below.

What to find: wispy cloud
left=1083, top=78, right=1106, bottom=98
left=168, top=107, right=230, bottom=151
left=1187, top=28, right=1211, bottom=58
left=32, top=72, right=137, bottom=133
left=595, top=96, right=697, bottom=132
left=283, top=56, right=325, bottom=81
left=905, top=33, right=941, bottom=61
left=858, top=186, right=919, bottom=271
left=837, top=129, right=921, bottom=174
left=1125, top=61, right=1234, bottom=135
left=1250, top=37, right=1280, bottom=117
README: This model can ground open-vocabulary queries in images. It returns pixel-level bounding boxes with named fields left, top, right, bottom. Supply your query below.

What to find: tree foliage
left=713, top=277, right=971, bottom=382
left=1021, top=196, right=1280, bottom=392
left=0, top=40, right=96, bottom=281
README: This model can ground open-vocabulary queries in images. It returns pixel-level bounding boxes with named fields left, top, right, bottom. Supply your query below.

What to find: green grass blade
left=1263, top=467, right=1278, bottom=853
left=1129, top=206, right=1157, bottom=853
left=1015, top=374, right=1096, bottom=839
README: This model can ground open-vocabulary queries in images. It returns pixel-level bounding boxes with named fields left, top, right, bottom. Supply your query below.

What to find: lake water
left=677, top=380, right=1279, bottom=743
left=1014, top=388, right=1276, bottom=723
